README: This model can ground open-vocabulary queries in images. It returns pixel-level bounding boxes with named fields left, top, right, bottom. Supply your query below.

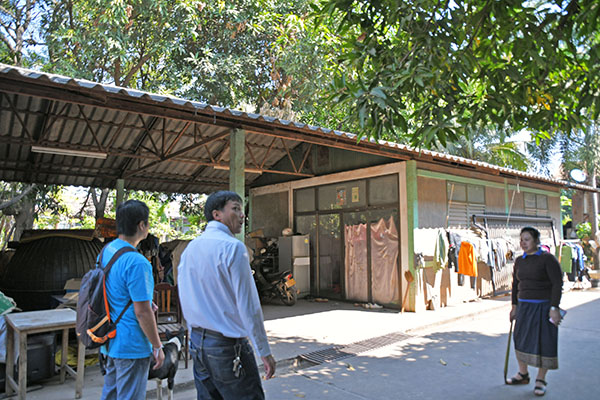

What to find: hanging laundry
left=434, top=229, right=449, bottom=271
left=447, top=231, right=463, bottom=272
left=494, top=239, right=507, bottom=270
left=458, top=241, right=478, bottom=277
left=556, top=244, right=573, bottom=274
left=574, top=244, right=586, bottom=281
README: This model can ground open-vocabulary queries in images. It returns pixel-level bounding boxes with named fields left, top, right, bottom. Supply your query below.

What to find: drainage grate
left=298, top=331, right=411, bottom=365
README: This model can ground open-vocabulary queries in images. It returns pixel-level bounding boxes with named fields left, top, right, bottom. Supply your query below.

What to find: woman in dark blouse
left=506, top=227, right=563, bottom=396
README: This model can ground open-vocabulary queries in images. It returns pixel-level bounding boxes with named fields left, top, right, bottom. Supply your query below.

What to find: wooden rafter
left=37, top=101, right=67, bottom=144
left=162, top=118, right=166, bottom=157
left=77, top=104, right=104, bottom=150
left=106, top=113, right=130, bottom=150
left=137, top=115, right=161, bottom=156
left=165, top=121, right=191, bottom=157
left=204, top=144, right=216, bottom=163
left=245, top=141, right=260, bottom=169
left=280, top=138, right=298, bottom=173
left=2, top=92, right=34, bottom=141
left=260, top=137, right=277, bottom=169
left=298, top=143, right=313, bottom=172
left=123, top=130, right=230, bottom=179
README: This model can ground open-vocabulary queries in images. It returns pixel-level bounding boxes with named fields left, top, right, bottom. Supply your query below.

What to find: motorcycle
left=251, top=263, right=298, bottom=306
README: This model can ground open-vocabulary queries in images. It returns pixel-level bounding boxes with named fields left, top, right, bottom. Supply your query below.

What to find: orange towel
left=458, top=241, right=478, bottom=277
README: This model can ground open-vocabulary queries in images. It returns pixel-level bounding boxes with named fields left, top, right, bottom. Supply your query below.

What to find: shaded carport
left=0, top=64, right=409, bottom=200
left=1, top=63, right=597, bottom=208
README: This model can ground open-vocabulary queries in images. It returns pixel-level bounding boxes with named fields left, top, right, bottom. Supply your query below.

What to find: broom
left=504, top=320, right=514, bottom=384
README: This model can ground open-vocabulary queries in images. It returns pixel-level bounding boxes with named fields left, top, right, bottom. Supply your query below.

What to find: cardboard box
left=64, top=278, right=81, bottom=292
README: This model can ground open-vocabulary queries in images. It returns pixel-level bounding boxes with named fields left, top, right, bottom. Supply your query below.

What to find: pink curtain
left=370, top=217, right=400, bottom=305
left=344, top=223, right=368, bottom=301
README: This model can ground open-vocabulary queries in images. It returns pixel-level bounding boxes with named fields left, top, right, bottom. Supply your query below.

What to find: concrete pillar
left=229, top=129, right=245, bottom=241
left=115, top=179, right=125, bottom=208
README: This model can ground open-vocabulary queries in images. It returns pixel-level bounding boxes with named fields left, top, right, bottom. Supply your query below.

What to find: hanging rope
left=506, top=181, right=519, bottom=228
left=446, top=183, right=455, bottom=229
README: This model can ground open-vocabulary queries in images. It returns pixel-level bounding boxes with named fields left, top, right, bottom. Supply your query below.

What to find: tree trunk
left=91, top=188, right=110, bottom=219
left=12, top=198, right=34, bottom=242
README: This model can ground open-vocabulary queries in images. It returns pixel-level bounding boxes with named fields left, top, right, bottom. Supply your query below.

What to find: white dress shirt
left=178, top=221, right=271, bottom=357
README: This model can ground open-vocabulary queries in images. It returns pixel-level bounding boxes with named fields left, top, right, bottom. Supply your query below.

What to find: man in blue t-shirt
left=100, top=200, right=165, bottom=400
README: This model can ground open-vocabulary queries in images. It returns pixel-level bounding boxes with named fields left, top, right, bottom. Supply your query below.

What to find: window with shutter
left=447, top=182, right=486, bottom=227
left=524, top=192, right=548, bottom=216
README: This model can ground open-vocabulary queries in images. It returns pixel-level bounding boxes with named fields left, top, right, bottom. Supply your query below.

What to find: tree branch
left=122, top=53, right=151, bottom=87
left=77, top=189, right=91, bottom=217
left=0, top=184, right=36, bottom=211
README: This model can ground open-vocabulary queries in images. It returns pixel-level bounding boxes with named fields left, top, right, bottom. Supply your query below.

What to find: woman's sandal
left=534, top=379, right=547, bottom=396
left=506, top=371, right=530, bottom=385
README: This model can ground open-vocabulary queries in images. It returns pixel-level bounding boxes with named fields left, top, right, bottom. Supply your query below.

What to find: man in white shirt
left=178, top=191, right=276, bottom=400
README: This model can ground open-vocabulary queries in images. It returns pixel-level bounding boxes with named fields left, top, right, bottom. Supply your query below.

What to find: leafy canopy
left=316, top=0, right=600, bottom=147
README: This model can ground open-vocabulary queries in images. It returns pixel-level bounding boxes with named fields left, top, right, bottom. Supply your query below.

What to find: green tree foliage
left=126, top=190, right=204, bottom=241
left=561, top=192, right=572, bottom=225
left=0, top=0, right=46, bottom=66
left=43, top=0, right=204, bottom=87
left=40, top=0, right=337, bottom=117
left=316, top=0, right=600, bottom=147
left=0, top=181, right=65, bottom=246
left=433, top=126, right=530, bottom=170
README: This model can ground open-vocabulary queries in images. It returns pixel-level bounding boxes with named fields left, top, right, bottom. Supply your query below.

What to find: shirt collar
left=206, top=220, right=234, bottom=237
left=522, top=248, right=543, bottom=259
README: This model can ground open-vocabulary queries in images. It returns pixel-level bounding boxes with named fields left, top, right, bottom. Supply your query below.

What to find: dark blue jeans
left=190, top=328, right=265, bottom=400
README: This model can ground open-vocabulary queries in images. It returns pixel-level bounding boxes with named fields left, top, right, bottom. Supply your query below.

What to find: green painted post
left=116, top=179, right=125, bottom=208
left=229, top=129, right=245, bottom=240
left=406, top=160, right=420, bottom=311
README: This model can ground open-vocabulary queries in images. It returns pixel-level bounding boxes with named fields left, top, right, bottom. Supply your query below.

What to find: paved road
left=176, top=289, right=600, bottom=400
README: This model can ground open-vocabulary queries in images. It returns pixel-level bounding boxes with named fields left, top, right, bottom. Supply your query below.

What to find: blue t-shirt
left=99, top=239, right=154, bottom=359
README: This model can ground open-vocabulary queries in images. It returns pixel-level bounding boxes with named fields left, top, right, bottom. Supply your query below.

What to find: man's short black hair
left=521, top=226, right=541, bottom=244
left=116, top=199, right=150, bottom=236
left=204, top=191, right=243, bottom=221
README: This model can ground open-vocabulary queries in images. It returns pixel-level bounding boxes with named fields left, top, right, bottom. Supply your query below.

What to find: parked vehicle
left=251, top=263, right=297, bottom=306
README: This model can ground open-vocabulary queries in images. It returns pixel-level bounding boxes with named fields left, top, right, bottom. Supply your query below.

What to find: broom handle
left=504, top=320, right=514, bottom=383
left=401, top=285, right=410, bottom=313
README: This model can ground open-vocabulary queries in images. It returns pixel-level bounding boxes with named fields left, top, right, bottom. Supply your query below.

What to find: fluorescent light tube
left=31, top=145, right=108, bottom=159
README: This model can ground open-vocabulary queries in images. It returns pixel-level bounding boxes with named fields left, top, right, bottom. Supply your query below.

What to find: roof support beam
left=123, top=130, right=230, bottom=179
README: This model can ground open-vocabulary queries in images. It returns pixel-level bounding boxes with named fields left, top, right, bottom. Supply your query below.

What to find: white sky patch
left=507, top=129, right=562, bottom=178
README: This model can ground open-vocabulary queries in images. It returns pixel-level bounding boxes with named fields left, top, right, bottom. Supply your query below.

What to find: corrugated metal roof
left=0, top=63, right=596, bottom=194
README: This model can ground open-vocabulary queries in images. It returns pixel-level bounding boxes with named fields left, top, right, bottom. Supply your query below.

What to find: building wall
left=417, top=177, right=447, bottom=228
left=486, top=186, right=506, bottom=214
left=250, top=158, right=565, bottom=312
left=250, top=191, right=289, bottom=238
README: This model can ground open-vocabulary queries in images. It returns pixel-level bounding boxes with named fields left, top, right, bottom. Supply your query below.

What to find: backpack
left=76, top=245, right=136, bottom=349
